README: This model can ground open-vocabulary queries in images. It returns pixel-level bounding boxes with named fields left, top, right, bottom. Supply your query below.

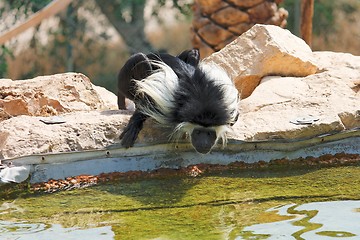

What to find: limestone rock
left=0, top=110, right=126, bottom=159
left=204, top=24, right=319, bottom=99
left=0, top=108, right=168, bottom=159
left=93, top=85, right=118, bottom=110
left=230, top=51, right=360, bottom=141
left=0, top=73, right=117, bottom=120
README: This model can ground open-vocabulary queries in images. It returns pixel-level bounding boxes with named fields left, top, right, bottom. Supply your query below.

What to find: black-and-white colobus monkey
left=117, top=49, right=239, bottom=154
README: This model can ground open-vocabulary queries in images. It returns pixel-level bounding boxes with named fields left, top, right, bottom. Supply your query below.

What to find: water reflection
left=0, top=221, right=114, bottom=240
left=238, top=200, right=360, bottom=239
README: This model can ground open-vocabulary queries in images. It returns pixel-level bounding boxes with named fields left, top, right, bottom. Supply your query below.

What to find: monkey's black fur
left=117, top=49, right=239, bottom=154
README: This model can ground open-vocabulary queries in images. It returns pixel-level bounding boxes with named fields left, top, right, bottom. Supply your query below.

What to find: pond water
left=239, top=200, right=360, bottom=239
left=0, top=221, right=114, bottom=240
left=1, top=165, right=360, bottom=239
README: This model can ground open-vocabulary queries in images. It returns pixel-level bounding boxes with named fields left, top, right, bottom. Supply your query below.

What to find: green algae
left=1, top=165, right=360, bottom=239
left=287, top=205, right=322, bottom=240
left=317, top=231, right=356, bottom=237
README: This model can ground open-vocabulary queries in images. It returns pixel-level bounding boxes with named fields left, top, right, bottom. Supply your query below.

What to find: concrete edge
left=1, top=129, right=360, bottom=183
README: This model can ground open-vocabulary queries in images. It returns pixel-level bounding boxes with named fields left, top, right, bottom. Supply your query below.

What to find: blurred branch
left=95, top=0, right=153, bottom=53
left=0, top=0, right=72, bottom=45
left=300, top=0, right=314, bottom=47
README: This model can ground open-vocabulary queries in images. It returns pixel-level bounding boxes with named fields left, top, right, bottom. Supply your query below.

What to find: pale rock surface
left=204, top=24, right=318, bottom=99
left=1, top=25, right=360, bottom=160
left=230, top=51, right=360, bottom=141
left=0, top=109, right=166, bottom=159
left=0, top=110, right=127, bottom=159
left=0, top=73, right=117, bottom=121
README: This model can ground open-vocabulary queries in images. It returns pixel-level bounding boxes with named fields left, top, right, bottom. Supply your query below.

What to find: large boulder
left=204, top=24, right=319, bottom=99
left=203, top=24, right=360, bottom=142
left=0, top=73, right=117, bottom=121
left=0, top=110, right=127, bottom=159
left=232, top=51, right=360, bottom=141
left=0, top=72, right=120, bottom=159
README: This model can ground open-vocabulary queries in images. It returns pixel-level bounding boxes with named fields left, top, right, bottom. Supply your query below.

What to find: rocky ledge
left=0, top=25, right=359, bottom=182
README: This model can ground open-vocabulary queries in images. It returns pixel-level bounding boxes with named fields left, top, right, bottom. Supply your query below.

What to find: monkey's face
left=172, top=123, right=230, bottom=154
left=191, top=127, right=217, bottom=154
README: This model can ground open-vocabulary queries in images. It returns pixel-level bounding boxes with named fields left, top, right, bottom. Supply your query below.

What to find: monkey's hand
left=119, top=125, right=139, bottom=148
left=119, top=110, right=148, bottom=148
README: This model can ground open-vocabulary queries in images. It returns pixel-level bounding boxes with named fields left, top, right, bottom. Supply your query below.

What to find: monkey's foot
left=119, top=126, right=141, bottom=148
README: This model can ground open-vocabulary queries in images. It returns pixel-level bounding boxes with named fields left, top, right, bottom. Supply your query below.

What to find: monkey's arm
left=120, top=110, right=148, bottom=148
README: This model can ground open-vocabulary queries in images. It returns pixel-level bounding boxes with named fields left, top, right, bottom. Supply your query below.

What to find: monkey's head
left=134, top=54, right=239, bottom=154
left=171, top=63, right=240, bottom=154
left=173, top=123, right=235, bottom=154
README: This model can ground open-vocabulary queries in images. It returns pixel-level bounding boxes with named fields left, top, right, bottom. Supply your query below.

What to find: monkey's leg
left=120, top=110, right=148, bottom=148
left=177, top=49, right=200, bottom=67
left=117, top=53, right=153, bottom=109
left=118, top=90, right=126, bottom=110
